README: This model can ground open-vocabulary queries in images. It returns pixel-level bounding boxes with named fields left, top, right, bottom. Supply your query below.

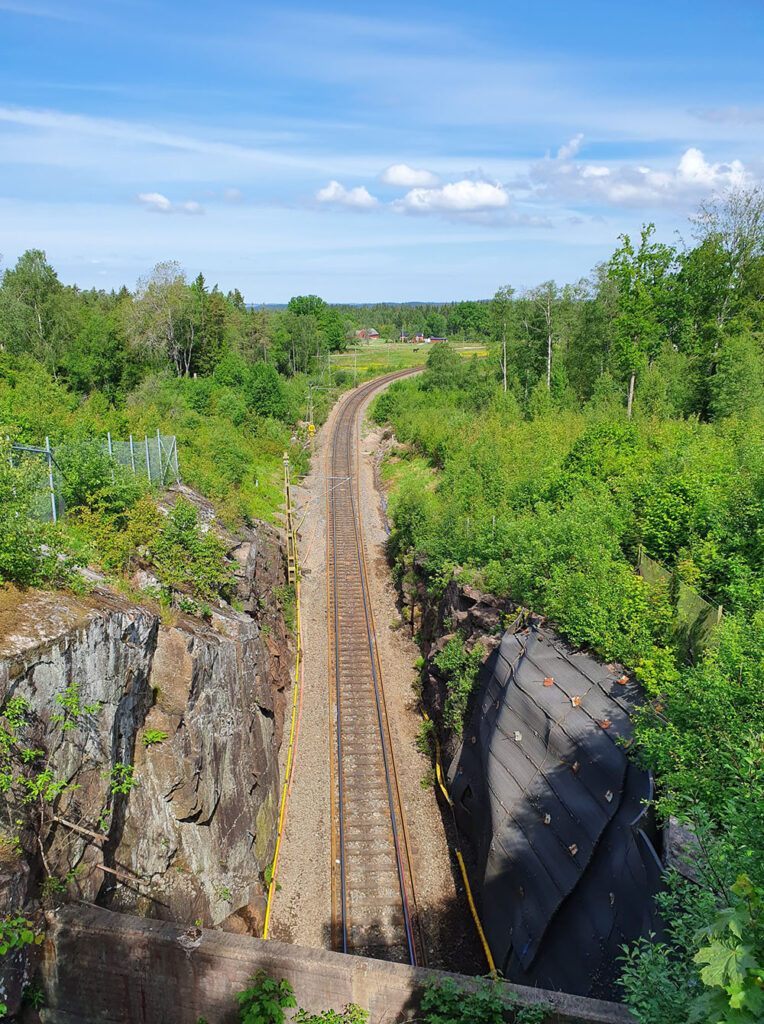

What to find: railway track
left=326, top=368, right=425, bottom=965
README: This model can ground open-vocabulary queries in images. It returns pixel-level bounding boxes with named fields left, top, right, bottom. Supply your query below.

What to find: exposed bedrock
left=0, top=508, right=292, bottom=1009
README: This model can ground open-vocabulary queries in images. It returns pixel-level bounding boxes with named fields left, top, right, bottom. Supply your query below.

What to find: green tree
left=0, top=249, right=66, bottom=371
left=421, top=343, right=463, bottom=391
left=709, top=333, right=764, bottom=419
left=489, top=286, right=516, bottom=393
left=287, top=294, right=326, bottom=318
left=318, top=306, right=347, bottom=351
left=128, top=261, right=195, bottom=376
left=521, top=280, right=562, bottom=391
left=245, top=362, right=287, bottom=419
left=689, top=186, right=764, bottom=329
left=62, top=304, right=131, bottom=396
left=607, top=224, right=677, bottom=418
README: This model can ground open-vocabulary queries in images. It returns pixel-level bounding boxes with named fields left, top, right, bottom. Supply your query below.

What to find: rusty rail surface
left=326, top=369, right=424, bottom=965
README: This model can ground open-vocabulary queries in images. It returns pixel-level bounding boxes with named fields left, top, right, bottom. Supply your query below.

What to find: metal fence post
left=107, top=431, right=115, bottom=481
left=129, top=435, right=136, bottom=473
left=45, top=436, right=57, bottom=523
left=157, top=429, right=163, bottom=485
left=145, top=435, right=152, bottom=483
left=170, top=437, right=180, bottom=483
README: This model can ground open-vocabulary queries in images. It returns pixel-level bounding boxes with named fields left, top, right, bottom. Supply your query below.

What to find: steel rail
left=342, top=384, right=416, bottom=963
left=327, top=368, right=423, bottom=964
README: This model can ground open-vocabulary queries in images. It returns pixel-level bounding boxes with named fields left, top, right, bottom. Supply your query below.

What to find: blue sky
left=1, top=0, right=762, bottom=301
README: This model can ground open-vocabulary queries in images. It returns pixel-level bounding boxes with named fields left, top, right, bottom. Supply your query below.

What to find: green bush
left=0, top=439, right=63, bottom=585
left=245, top=362, right=288, bottom=420
left=72, top=492, right=161, bottom=573
left=420, top=977, right=504, bottom=1024
left=233, top=972, right=368, bottom=1024
left=433, top=635, right=485, bottom=734
left=235, top=970, right=296, bottom=1024
left=56, top=437, right=143, bottom=515
left=150, top=496, right=234, bottom=600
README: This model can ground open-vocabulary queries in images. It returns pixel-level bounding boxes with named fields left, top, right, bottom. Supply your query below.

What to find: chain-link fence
left=637, top=547, right=723, bottom=661
left=8, top=440, right=64, bottom=523
left=8, top=433, right=180, bottom=523
left=107, top=433, right=179, bottom=488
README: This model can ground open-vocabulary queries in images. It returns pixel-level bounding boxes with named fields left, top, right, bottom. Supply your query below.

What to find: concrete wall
left=40, top=906, right=636, bottom=1024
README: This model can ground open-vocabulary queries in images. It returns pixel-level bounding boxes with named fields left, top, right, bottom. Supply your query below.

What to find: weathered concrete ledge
left=40, top=906, right=636, bottom=1024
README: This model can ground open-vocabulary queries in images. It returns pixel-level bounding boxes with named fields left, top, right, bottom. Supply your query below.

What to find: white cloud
left=529, top=135, right=752, bottom=207
left=393, top=179, right=509, bottom=215
left=556, top=134, right=583, bottom=161
left=222, top=187, right=243, bottom=203
left=315, top=180, right=379, bottom=209
left=137, top=191, right=172, bottom=213
left=380, top=163, right=440, bottom=187
left=137, top=192, right=204, bottom=214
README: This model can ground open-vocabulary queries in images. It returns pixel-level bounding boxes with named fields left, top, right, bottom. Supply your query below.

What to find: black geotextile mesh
left=448, top=624, right=663, bottom=998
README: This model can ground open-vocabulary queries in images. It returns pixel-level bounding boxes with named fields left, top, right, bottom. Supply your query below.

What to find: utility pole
left=354, top=350, right=357, bottom=388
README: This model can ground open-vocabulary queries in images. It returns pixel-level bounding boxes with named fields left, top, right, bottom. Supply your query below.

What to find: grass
left=379, top=446, right=437, bottom=512
left=330, top=341, right=487, bottom=380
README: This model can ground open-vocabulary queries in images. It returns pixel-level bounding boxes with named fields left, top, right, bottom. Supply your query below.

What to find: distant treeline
left=0, top=187, right=761, bottom=420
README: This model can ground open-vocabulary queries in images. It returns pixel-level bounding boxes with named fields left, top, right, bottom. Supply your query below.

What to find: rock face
left=0, top=512, right=291, bottom=957
left=398, top=560, right=517, bottom=763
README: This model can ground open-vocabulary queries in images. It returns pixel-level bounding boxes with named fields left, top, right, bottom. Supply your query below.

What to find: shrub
left=235, top=971, right=296, bottom=1024
left=142, top=729, right=168, bottom=747
left=245, top=363, right=288, bottom=420
left=55, top=437, right=142, bottom=515
left=294, top=1009, right=368, bottom=1024
left=433, top=636, right=485, bottom=734
left=73, top=492, right=161, bottom=573
left=420, top=977, right=504, bottom=1024
left=0, top=438, right=63, bottom=585
left=150, top=496, right=234, bottom=600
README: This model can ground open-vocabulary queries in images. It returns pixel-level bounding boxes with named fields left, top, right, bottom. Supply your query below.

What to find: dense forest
left=1, top=187, right=763, bottom=1023
left=372, top=188, right=764, bottom=1024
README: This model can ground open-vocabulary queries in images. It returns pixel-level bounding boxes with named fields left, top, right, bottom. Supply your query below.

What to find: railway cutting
left=326, top=370, right=425, bottom=965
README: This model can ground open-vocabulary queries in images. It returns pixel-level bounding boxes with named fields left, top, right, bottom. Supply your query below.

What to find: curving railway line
left=326, top=368, right=425, bottom=965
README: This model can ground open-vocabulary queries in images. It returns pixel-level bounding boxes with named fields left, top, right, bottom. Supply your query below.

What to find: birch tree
left=0, top=249, right=65, bottom=371
left=690, top=186, right=764, bottom=328
left=522, top=280, right=560, bottom=391
left=607, top=225, right=676, bottom=418
left=128, top=261, right=195, bottom=376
